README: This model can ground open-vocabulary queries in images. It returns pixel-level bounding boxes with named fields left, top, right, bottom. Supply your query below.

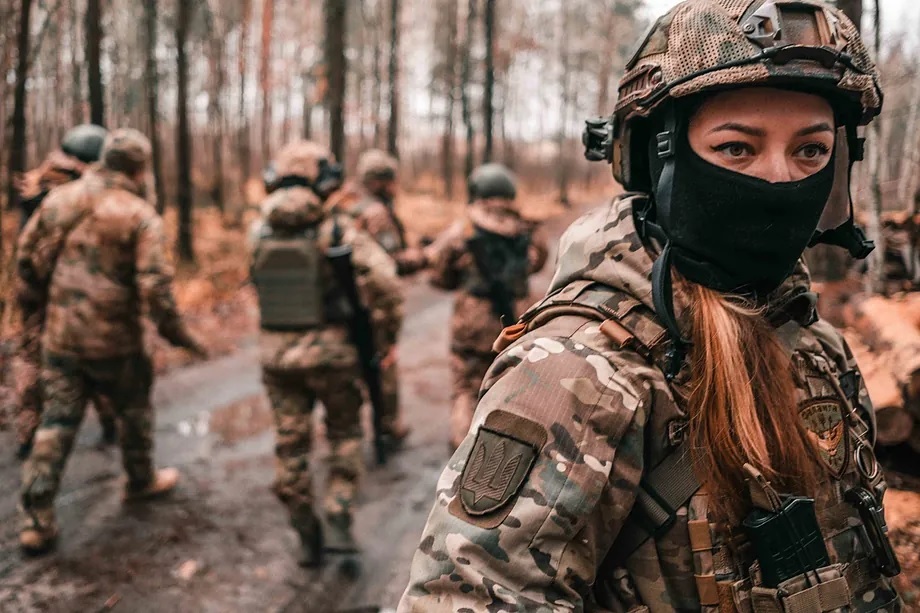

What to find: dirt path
left=0, top=203, right=586, bottom=612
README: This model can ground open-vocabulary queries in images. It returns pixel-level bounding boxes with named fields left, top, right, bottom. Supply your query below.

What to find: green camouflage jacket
left=399, top=195, right=900, bottom=612
left=16, top=167, right=195, bottom=359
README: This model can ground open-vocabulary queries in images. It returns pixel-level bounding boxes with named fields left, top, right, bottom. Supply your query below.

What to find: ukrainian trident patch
left=800, top=398, right=849, bottom=478
left=460, top=426, right=539, bottom=516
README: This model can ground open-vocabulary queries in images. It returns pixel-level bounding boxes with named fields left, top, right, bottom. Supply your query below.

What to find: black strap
left=608, top=440, right=700, bottom=560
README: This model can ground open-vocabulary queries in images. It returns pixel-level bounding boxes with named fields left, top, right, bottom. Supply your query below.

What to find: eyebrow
left=710, top=122, right=834, bottom=137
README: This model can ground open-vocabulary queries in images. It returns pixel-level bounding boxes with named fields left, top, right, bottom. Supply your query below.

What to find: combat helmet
left=357, top=149, right=398, bottom=184
left=274, top=140, right=344, bottom=200
left=61, top=124, right=108, bottom=164
left=468, top=163, right=517, bottom=202
left=101, top=128, right=152, bottom=175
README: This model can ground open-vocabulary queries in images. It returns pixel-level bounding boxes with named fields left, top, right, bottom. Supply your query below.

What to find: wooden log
left=844, top=295, right=920, bottom=402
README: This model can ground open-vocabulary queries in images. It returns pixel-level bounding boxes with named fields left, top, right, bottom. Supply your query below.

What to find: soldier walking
left=328, top=149, right=426, bottom=451
left=18, top=129, right=204, bottom=555
left=251, top=141, right=403, bottom=566
left=428, top=163, right=547, bottom=451
left=13, top=124, right=118, bottom=459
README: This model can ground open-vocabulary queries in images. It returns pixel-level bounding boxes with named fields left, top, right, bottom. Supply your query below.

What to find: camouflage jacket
left=400, top=195, right=900, bottom=612
left=253, top=186, right=403, bottom=372
left=429, top=201, right=549, bottom=355
left=16, top=167, right=195, bottom=359
left=330, top=181, right=428, bottom=275
left=15, top=150, right=85, bottom=219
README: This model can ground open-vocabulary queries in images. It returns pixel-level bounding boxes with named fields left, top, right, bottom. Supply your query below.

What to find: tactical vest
left=252, top=227, right=324, bottom=330
left=464, top=225, right=531, bottom=306
left=494, top=280, right=899, bottom=613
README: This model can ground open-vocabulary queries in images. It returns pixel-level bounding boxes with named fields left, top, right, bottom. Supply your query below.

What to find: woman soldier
left=399, top=1, right=901, bottom=611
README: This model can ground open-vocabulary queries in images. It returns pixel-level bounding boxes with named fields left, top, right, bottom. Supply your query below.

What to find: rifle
left=327, top=233, right=388, bottom=466
left=465, top=229, right=516, bottom=325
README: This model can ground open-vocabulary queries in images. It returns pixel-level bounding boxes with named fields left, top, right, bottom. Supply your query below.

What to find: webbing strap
left=612, top=440, right=700, bottom=557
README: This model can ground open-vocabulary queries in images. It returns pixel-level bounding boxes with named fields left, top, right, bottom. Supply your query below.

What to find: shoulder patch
left=451, top=410, right=546, bottom=528
left=800, top=397, right=849, bottom=478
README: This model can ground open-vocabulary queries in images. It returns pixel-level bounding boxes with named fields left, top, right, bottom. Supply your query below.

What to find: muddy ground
left=1, top=201, right=919, bottom=612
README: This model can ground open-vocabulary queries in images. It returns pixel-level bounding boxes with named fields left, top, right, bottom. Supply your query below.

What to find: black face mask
left=655, top=132, right=836, bottom=296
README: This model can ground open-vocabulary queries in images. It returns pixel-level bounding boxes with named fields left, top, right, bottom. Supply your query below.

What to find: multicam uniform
left=330, top=149, right=423, bottom=443
left=253, top=142, right=403, bottom=557
left=429, top=198, right=548, bottom=449
left=14, top=141, right=116, bottom=455
left=400, top=196, right=899, bottom=612
left=18, top=129, right=197, bottom=547
left=402, top=0, right=900, bottom=610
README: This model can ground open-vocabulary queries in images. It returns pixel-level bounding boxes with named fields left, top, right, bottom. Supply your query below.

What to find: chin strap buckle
left=656, top=131, right=676, bottom=159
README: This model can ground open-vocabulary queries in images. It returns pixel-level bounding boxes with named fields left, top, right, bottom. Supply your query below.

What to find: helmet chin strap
left=641, top=103, right=691, bottom=381
left=808, top=122, right=875, bottom=259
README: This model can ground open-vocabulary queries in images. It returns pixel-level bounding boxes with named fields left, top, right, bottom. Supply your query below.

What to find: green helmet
left=468, top=163, right=517, bottom=201
left=61, top=124, right=108, bottom=164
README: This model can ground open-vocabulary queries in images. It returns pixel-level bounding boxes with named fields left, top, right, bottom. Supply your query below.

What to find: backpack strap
left=494, top=281, right=700, bottom=561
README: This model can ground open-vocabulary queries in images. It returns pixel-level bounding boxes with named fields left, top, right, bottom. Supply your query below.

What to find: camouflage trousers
left=14, top=325, right=116, bottom=448
left=21, top=353, right=155, bottom=518
left=449, top=349, right=495, bottom=448
left=380, top=358, right=401, bottom=434
left=263, top=365, right=365, bottom=531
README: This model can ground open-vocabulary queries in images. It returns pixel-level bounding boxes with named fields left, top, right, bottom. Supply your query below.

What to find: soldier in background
left=251, top=141, right=403, bottom=566
left=13, top=124, right=117, bottom=460
left=18, top=129, right=204, bottom=555
left=427, top=163, right=547, bottom=451
left=328, top=149, right=425, bottom=451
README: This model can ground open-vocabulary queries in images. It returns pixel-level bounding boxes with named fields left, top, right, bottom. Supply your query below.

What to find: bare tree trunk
left=176, top=0, right=194, bottom=263
left=69, top=0, right=82, bottom=125
left=370, top=0, right=382, bottom=148
left=206, top=5, right=226, bottom=213
left=302, top=66, right=313, bottom=139
left=238, top=0, right=252, bottom=179
left=325, top=0, right=347, bottom=163
left=461, top=0, right=477, bottom=193
left=557, top=3, right=572, bottom=207
left=387, top=0, right=399, bottom=157
left=442, top=0, right=458, bottom=199
left=86, top=0, right=104, bottom=126
left=481, top=0, right=495, bottom=163
left=866, top=0, right=884, bottom=293
left=6, top=0, right=33, bottom=236
left=144, top=0, right=166, bottom=213
left=260, top=0, right=275, bottom=166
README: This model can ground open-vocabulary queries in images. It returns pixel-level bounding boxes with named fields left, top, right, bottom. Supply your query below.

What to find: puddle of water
left=209, top=395, right=274, bottom=445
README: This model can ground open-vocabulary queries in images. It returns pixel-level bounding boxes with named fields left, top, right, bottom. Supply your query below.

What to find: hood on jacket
left=468, top=197, right=532, bottom=237
left=548, top=195, right=817, bottom=332
left=261, top=186, right=325, bottom=232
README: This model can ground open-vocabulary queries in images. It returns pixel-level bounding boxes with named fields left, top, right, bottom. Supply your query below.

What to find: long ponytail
left=684, top=280, right=821, bottom=519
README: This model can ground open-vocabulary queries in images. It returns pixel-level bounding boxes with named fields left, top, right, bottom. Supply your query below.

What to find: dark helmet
left=468, top=163, right=517, bottom=201
left=61, top=124, right=108, bottom=164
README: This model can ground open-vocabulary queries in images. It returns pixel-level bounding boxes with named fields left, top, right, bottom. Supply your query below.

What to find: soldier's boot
left=324, top=511, right=359, bottom=554
left=19, top=508, right=58, bottom=556
left=99, top=416, right=118, bottom=447
left=293, top=510, right=325, bottom=568
left=15, top=440, right=33, bottom=461
left=381, top=422, right=412, bottom=454
left=123, top=467, right=179, bottom=503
